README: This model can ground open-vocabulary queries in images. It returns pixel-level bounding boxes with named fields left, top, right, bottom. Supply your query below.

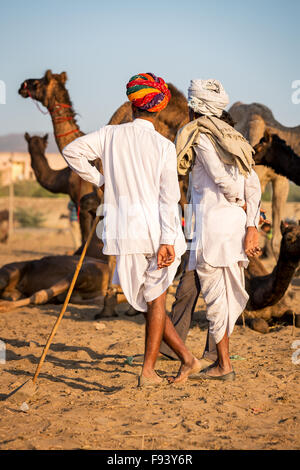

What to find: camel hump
left=248, top=114, right=266, bottom=146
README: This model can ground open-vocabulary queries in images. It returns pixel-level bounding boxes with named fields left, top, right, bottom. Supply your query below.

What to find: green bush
left=14, top=207, right=46, bottom=227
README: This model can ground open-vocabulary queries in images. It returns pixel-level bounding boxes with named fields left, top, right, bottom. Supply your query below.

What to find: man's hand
left=244, top=226, right=261, bottom=258
left=97, top=184, right=105, bottom=199
left=157, top=244, right=175, bottom=269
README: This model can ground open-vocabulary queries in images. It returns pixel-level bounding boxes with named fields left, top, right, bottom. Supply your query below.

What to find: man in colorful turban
left=63, top=73, right=200, bottom=387
left=126, top=72, right=171, bottom=114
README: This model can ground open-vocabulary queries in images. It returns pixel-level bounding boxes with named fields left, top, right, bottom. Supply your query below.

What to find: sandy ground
left=0, top=198, right=299, bottom=450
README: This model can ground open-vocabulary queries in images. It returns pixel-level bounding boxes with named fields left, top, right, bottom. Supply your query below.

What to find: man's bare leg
left=163, top=316, right=200, bottom=383
left=141, top=292, right=167, bottom=382
left=204, top=331, right=233, bottom=377
left=142, top=292, right=200, bottom=384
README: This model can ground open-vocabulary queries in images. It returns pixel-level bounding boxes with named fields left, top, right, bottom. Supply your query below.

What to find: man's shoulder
left=153, top=130, right=175, bottom=150
left=97, top=121, right=137, bottom=134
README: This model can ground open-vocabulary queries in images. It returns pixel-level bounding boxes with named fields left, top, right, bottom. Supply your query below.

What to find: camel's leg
left=95, top=289, right=118, bottom=319
left=96, top=256, right=126, bottom=318
left=271, top=175, right=289, bottom=258
left=0, top=278, right=70, bottom=312
left=107, top=255, right=116, bottom=287
left=79, top=210, right=93, bottom=244
left=0, top=262, right=27, bottom=293
left=254, top=166, right=271, bottom=195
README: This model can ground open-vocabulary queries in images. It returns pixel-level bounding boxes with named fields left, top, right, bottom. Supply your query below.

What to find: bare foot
left=168, top=356, right=201, bottom=384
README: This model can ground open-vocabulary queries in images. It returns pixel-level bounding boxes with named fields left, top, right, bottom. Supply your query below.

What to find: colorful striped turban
left=126, top=73, right=171, bottom=113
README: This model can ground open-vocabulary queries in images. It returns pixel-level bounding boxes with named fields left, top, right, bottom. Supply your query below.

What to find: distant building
left=0, top=152, right=66, bottom=186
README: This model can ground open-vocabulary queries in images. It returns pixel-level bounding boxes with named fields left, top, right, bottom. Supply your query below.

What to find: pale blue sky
left=1, top=0, right=299, bottom=137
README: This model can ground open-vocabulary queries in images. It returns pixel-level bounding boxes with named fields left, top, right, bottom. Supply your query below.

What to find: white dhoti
left=190, top=250, right=249, bottom=354
left=112, top=254, right=182, bottom=312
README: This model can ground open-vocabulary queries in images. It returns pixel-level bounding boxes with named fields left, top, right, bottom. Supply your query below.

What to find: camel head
left=19, top=70, right=70, bottom=109
left=79, top=192, right=101, bottom=219
left=280, top=222, right=300, bottom=262
left=253, top=129, right=274, bottom=164
left=24, top=133, right=49, bottom=154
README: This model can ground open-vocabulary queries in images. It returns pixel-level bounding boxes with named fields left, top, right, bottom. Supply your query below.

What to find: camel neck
left=29, top=144, right=68, bottom=193
left=266, top=249, right=298, bottom=306
left=270, top=142, right=300, bottom=183
left=49, top=101, right=82, bottom=152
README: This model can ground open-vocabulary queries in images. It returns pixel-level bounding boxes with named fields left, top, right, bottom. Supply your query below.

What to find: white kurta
left=188, top=134, right=261, bottom=270
left=62, top=119, right=187, bottom=310
left=62, top=119, right=186, bottom=257
left=187, top=134, right=261, bottom=347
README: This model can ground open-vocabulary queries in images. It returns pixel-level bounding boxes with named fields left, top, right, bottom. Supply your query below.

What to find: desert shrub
left=14, top=207, right=46, bottom=227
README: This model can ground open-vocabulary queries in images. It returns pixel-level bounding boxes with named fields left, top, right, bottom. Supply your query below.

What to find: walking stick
left=8, top=216, right=100, bottom=403
left=32, top=215, right=100, bottom=383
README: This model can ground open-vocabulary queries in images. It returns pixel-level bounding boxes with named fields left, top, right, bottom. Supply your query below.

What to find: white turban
left=188, top=79, right=229, bottom=118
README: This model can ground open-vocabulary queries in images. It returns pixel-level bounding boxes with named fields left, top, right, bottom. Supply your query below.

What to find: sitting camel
left=229, top=102, right=300, bottom=257
left=244, top=222, right=300, bottom=332
left=254, top=130, right=300, bottom=186
left=0, top=193, right=124, bottom=316
left=0, top=255, right=129, bottom=315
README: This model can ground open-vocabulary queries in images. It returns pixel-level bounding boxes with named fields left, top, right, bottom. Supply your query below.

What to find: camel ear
left=60, top=72, right=68, bottom=84
left=280, top=221, right=287, bottom=235
left=264, top=129, right=271, bottom=142
left=43, top=134, right=48, bottom=143
left=24, top=132, right=30, bottom=143
left=44, top=69, right=52, bottom=84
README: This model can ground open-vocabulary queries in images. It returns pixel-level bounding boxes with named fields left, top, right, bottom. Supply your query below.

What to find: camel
left=24, top=133, right=78, bottom=198
left=0, top=254, right=128, bottom=315
left=19, top=71, right=102, bottom=244
left=18, top=70, right=189, bottom=238
left=229, top=102, right=300, bottom=257
left=254, top=130, right=300, bottom=186
left=244, top=222, right=300, bottom=332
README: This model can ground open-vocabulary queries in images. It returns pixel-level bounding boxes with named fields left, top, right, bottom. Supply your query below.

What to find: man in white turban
left=188, top=79, right=229, bottom=118
left=163, top=79, right=262, bottom=382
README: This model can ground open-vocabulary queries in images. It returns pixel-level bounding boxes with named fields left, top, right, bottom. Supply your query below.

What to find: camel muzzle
left=18, top=82, right=30, bottom=97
